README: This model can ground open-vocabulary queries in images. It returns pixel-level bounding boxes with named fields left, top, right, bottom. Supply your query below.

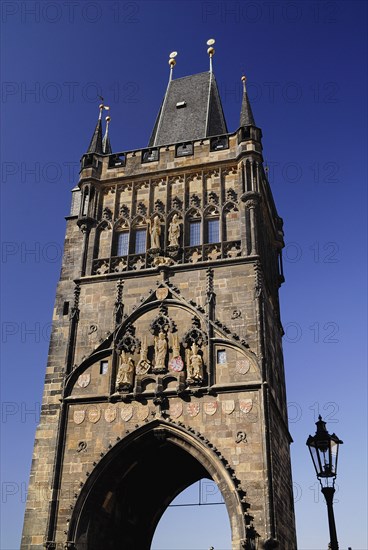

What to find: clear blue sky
left=1, top=1, right=367, bottom=548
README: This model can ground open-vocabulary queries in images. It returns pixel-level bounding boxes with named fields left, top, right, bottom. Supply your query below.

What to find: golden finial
left=207, top=39, right=215, bottom=72
left=241, top=74, right=247, bottom=92
left=168, top=51, right=177, bottom=77
left=98, top=98, right=110, bottom=120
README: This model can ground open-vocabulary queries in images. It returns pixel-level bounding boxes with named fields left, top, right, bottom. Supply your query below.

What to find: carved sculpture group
left=146, top=214, right=182, bottom=250
left=115, top=316, right=205, bottom=393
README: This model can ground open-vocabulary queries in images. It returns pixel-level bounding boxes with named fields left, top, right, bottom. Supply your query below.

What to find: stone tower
left=22, top=50, right=297, bottom=549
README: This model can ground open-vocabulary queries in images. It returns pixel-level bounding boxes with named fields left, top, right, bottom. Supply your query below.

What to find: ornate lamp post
left=306, top=415, right=343, bottom=550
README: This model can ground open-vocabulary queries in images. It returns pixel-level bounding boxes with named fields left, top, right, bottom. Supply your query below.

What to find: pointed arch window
left=134, top=228, right=146, bottom=254
left=189, top=221, right=201, bottom=246
left=116, top=232, right=129, bottom=256
left=207, top=218, right=219, bottom=243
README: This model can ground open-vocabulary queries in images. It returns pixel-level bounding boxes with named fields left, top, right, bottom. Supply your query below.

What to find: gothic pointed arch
left=67, top=420, right=250, bottom=550
left=185, top=207, right=202, bottom=247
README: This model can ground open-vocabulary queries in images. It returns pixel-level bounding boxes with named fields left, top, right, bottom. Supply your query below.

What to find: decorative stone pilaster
left=241, top=191, right=261, bottom=256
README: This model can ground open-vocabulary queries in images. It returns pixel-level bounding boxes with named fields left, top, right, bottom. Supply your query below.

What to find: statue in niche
left=169, top=332, right=184, bottom=372
left=148, top=215, right=161, bottom=249
left=115, top=350, right=135, bottom=391
left=153, top=331, right=167, bottom=372
left=168, top=214, right=181, bottom=247
left=186, top=343, right=203, bottom=384
left=136, top=336, right=151, bottom=375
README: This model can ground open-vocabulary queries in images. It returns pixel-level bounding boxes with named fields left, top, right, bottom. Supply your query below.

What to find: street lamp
left=306, top=415, right=343, bottom=550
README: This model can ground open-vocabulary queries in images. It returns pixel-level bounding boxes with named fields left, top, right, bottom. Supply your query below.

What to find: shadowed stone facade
left=22, top=65, right=297, bottom=549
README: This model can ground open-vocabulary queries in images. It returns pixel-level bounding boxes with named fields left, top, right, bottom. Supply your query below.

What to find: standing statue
left=148, top=216, right=161, bottom=249
left=116, top=350, right=135, bottom=391
left=136, top=336, right=151, bottom=375
left=153, top=331, right=167, bottom=372
left=186, top=343, right=203, bottom=384
left=168, top=214, right=181, bottom=247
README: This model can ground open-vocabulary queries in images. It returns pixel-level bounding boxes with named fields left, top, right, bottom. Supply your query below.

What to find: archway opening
left=151, top=479, right=232, bottom=550
left=72, top=422, right=243, bottom=550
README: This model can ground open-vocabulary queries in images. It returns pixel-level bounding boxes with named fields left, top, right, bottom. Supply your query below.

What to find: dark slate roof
left=239, top=87, right=255, bottom=127
left=86, top=118, right=103, bottom=154
left=149, top=72, right=228, bottom=146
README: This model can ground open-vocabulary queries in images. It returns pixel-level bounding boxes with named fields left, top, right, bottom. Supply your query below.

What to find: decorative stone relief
left=113, top=259, right=127, bottom=272
left=137, top=202, right=147, bottom=216
left=152, top=256, right=174, bottom=267
left=120, top=403, right=133, bottom=422
left=102, top=207, right=112, bottom=221
left=156, top=288, right=168, bottom=300
left=135, top=336, right=151, bottom=375
left=231, top=309, right=242, bottom=319
left=76, top=441, right=87, bottom=453
left=135, top=403, right=149, bottom=421
left=190, top=194, right=201, bottom=208
left=235, top=431, right=247, bottom=444
left=189, top=249, right=202, bottom=263
left=222, top=400, right=235, bottom=415
left=186, top=402, right=200, bottom=417
left=239, top=399, right=253, bottom=414
left=226, top=188, right=236, bottom=201
left=154, top=199, right=165, bottom=213
left=168, top=333, right=184, bottom=372
left=207, top=247, right=221, bottom=261
left=226, top=244, right=241, bottom=258
left=208, top=191, right=219, bottom=205
left=73, top=410, right=85, bottom=424
left=87, top=406, right=101, bottom=423
left=204, top=401, right=218, bottom=415
left=104, top=407, right=117, bottom=423
left=132, top=257, right=145, bottom=270
left=119, top=204, right=129, bottom=218
left=171, top=196, right=183, bottom=210
left=169, top=402, right=183, bottom=419
left=236, top=358, right=250, bottom=375
left=96, top=261, right=109, bottom=275
left=77, top=373, right=90, bottom=388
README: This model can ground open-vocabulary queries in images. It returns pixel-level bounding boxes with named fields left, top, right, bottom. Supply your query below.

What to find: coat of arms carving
left=204, top=401, right=218, bottom=416
left=239, top=399, right=253, bottom=414
left=77, top=373, right=90, bottom=388
left=120, top=404, right=133, bottom=422
left=73, top=410, right=85, bottom=425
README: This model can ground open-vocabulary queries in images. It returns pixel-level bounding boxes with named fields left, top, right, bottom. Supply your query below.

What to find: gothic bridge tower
left=22, top=47, right=297, bottom=549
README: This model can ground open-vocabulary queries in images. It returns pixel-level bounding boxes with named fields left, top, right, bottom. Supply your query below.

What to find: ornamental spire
left=102, top=115, right=112, bottom=155
left=86, top=101, right=110, bottom=155
left=239, top=75, right=255, bottom=127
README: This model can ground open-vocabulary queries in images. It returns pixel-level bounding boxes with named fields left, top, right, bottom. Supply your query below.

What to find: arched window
left=204, top=206, right=220, bottom=244
left=134, top=228, right=146, bottom=254
left=185, top=209, right=202, bottom=247
left=116, top=232, right=129, bottom=256
left=189, top=220, right=201, bottom=246
left=113, top=219, right=130, bottom=257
